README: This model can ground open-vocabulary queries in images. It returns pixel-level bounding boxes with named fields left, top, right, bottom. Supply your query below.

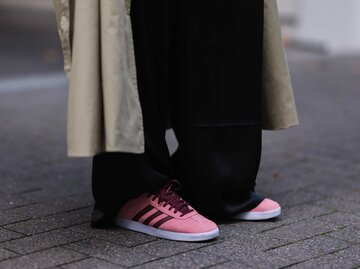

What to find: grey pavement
left=0, top=6, right=360, bottom=269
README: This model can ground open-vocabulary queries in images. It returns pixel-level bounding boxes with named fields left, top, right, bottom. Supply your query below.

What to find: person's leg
left=91, top=0, right=219, bottom=240
left=111, top=0, right=218, bottom=241
left=170, top=127, right=263, bottom=219
left=91, top=0, right=175, bottom=228
left=169, top=0, right=275, bottom=218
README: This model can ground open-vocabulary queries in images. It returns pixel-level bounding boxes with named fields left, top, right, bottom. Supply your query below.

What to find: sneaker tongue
left=167, top=190, right=190, bottom=214
left=156, top=180, right=193, bottom=216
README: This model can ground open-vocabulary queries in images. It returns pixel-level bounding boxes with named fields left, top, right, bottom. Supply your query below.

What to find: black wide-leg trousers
left=91, top=0, right=264, bottom=227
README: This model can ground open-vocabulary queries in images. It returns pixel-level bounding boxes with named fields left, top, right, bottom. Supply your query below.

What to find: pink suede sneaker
left=115, top=180, right=219, bottom=241
left=231, top=198, right=281, bottom=220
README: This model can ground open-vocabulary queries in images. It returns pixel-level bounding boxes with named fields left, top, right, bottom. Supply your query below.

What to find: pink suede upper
left=117, top=193, right=217, bottom=233
left=159, top=212, right=217, bottom=233
left=249, top=198, right=280, bottom=212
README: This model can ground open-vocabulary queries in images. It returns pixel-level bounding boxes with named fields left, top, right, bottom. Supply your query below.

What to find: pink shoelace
left=148, top=180, right=194, bottom=217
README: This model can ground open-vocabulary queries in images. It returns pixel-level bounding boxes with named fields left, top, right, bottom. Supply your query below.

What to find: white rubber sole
left=114, top=218, right=219, bottom=242
left=231, top=207, right=281, bottom=221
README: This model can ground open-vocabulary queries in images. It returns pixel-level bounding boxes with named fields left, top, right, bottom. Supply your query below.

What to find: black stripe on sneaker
left=152, top=215, right=173, bottom=228
left=142, top=210, right=163, bottom=225
left=132, top=205, right=154, bottom=222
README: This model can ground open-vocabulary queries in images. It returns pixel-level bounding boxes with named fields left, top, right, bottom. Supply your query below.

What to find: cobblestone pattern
left=0, top=45, right=359, bottom=268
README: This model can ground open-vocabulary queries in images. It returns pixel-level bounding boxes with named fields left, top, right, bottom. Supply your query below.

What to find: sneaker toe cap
left=159, top=214, right=218, bottom=234
left=251, top=198, right=281, bottom=212
left=188, top=214, right=218, bottom=233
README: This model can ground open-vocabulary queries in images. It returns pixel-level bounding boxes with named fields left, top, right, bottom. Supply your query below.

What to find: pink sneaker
left=115, top=180, right=219, bottom=241
left=231, top=198, right=281, bottom=220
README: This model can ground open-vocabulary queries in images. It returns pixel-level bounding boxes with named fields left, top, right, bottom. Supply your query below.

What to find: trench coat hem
left=67, top=145, right=145, bottom=157
left=262, top=121, right=299, bottom=131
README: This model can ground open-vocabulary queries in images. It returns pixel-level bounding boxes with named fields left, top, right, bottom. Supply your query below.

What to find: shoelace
left=148, top=180, right=194, bottom=217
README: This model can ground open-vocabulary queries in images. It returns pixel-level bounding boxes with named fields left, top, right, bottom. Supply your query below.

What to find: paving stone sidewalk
left=1, top=46, right=360, bottom=268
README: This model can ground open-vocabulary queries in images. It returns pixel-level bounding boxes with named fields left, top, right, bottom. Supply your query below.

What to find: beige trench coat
left=53, top=0, right=299, bottom=157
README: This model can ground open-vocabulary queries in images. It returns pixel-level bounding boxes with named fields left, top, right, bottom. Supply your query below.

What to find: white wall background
left=277, top=0, right=296, bottom=16
left=1, top=0, right=359, bottom=56
left=277, top=0, right=360, bottom=55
